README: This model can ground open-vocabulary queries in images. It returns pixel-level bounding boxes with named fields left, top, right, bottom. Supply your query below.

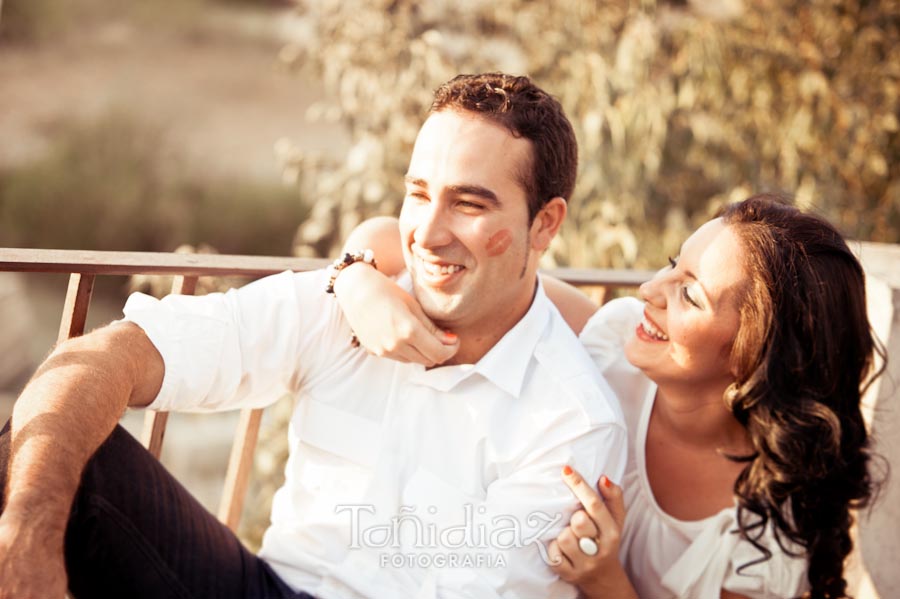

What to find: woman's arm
left=340, top=216, right=406, bottom=276
left=333, top=217, right=459, bottom=365
left=334, top=217, right=601, bottom=364
left=539, top=275, right=599, bottom=335
left=343, top=216, right=601, bottom=336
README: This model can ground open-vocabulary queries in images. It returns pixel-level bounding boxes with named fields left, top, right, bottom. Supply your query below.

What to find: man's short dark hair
left=430, top=73, right=578, bottom=223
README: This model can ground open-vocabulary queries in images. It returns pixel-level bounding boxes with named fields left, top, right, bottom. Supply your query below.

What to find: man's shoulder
left=527, top=306, right=625, bottom=427
left=531, top=303, right=604, bottom=382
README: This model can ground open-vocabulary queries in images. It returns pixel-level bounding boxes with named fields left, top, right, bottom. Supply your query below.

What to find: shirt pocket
left=295, top=398, right=381, bottom=465
left=401, top=467, right=486, bottom=540
left=293, top=399, right=382, bottom=505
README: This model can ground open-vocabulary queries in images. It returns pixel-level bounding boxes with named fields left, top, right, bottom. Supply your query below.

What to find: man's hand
left=0, top=514, right=67, bottom=599
left=334, top=262, right=459, bottom=366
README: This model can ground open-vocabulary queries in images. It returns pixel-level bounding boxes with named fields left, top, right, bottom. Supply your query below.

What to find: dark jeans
left=0, top=421, right=315, bottom=599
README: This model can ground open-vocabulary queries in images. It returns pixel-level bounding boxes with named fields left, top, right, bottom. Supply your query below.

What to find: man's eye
left=458, top=200, right=484, bottom=210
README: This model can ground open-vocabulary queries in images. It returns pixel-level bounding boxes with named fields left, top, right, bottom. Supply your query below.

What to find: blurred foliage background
left=2, top=0, right=899, bottom=552
left=282, top=0, right=899, bottom=270
left=2, top=0, right=897, bottom=265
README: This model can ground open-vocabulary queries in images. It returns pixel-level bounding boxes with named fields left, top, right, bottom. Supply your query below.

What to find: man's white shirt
left=123, top=269, right=626, bottom=599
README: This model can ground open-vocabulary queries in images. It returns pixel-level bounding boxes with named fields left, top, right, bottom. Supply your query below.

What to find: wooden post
left=218, top=408, right=264, bottom=532
left=57, top=273, right=95, bottom=343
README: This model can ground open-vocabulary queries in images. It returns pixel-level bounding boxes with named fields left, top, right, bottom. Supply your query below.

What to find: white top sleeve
left=661, top=508, right=809, bottom=598
left=578, top=297, right=643, bottom=370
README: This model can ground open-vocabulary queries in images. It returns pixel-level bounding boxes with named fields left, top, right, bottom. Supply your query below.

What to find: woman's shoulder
left=578, top=296, right=643, bottom=368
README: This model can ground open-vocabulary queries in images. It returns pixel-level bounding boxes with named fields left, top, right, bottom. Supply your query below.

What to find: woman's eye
left=668, top=256, right=678, bottom=269
left=681, top=285, right=700, bottom=308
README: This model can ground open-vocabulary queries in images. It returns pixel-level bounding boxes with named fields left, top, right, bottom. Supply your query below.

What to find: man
left=0, top=73, right=625, bottom=598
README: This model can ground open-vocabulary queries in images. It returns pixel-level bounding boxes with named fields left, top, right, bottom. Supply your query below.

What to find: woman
left=331, top=194, right=883, bottom=598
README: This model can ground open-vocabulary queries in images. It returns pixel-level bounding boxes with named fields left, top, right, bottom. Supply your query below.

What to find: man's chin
left=415, top=292, right=461, bottom=327
left=421, top=304, right=458, bottom=327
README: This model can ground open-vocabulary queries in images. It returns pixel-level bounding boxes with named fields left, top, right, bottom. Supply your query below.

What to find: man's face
left=399, top=110, right=538, bottom=332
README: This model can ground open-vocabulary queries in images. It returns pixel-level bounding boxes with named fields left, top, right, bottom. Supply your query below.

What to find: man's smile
left=413, top=254, right=467, bottom=286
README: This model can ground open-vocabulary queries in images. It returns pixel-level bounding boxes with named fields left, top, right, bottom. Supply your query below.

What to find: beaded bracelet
left=325, top=249, right=377, bottom=295
left=326, top=249, right=377, bottom=348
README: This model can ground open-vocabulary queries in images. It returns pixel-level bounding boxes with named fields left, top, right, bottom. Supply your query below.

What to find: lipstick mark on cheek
left=485, top=230, right=513, bottom=257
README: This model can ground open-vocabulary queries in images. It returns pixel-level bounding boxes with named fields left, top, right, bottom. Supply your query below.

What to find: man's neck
left=437, top=279, right=539, bottom=366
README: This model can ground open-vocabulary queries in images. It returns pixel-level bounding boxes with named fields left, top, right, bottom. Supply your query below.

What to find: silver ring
left=578, top=536, right=599, bottom=556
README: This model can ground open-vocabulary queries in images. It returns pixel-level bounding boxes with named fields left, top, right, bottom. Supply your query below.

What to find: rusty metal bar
left=0, top=248, right=327, bottom=277
left=1, top=248, right=653, bottom=289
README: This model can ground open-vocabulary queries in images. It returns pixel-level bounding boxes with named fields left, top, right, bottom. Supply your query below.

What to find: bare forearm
left=0, top=322, right=162, bottom=595
left=3, top=322, right=163, bottom=527
left=539, top=274, right=598, bottom=336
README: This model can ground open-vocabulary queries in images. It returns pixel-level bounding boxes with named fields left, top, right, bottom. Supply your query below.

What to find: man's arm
left=423, top=423, right=628, bottom=598
left=0, top=321, right=163, bottom=598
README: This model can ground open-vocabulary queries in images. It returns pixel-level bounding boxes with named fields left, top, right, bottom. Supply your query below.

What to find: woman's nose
left=639, top=269, right=668, bottom=308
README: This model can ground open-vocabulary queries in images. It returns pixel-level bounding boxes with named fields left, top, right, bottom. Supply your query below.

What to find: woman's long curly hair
left=721, top=194, right=885, bottom=598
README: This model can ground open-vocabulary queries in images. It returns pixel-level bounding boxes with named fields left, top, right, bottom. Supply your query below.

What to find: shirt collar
left=403, top=276, right=551, bottom=397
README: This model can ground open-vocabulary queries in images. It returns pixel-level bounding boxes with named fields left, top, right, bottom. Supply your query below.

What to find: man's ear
left=529, top=197, right=566, bottom=252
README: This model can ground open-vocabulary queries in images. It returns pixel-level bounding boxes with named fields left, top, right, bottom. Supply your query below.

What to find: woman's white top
left=579, top=298, right=809, bottom=599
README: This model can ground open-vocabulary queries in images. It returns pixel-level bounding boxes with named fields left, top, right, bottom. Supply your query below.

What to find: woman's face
left=624, top=218, right=747, bottom=392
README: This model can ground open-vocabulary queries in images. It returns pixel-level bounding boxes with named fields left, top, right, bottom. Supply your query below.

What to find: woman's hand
left=548, top=467, right=637, bottom=599
left=333, top=262, right=459, bottom=366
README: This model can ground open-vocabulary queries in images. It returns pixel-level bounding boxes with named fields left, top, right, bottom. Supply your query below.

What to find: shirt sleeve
left=424, top=420, right=628, bottom=598
left=578, top=297, right=644, bottom=371
left=122, top=269, right=348, bottom=413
